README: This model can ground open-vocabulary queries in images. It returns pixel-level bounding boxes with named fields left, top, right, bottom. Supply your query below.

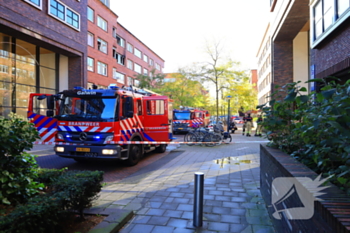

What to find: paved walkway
left=87, top=132, right=275, bottom=233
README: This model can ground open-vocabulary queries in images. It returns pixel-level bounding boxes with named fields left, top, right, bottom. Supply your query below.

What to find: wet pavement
left=85, top=131, right=275, bottom=233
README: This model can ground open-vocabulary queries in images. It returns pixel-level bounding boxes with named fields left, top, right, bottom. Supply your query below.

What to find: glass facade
left=0, top=33, right=57, bottom=118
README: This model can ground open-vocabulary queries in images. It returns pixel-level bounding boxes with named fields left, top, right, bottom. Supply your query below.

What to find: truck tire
left=126, top=143, right=142, bottom=166
left=155, top=144, right=167, bottom=153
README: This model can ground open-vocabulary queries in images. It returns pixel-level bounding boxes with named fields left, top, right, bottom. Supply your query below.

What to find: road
left=33, top=134, right=186, bottom=183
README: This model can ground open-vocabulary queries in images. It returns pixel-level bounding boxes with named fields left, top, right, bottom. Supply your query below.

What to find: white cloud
left=110, top=0, right=270, bottom=73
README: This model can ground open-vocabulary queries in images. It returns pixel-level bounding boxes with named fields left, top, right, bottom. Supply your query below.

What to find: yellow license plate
left=76, top=147, right=90, bottom=152
left=178, top=128, right=183, bottom=130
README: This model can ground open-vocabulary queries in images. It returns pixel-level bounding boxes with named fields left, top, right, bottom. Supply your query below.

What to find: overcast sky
left=110, top=0, right=270, bottom=73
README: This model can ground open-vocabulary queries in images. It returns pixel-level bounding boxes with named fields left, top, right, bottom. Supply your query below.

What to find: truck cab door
left=27, top=93, right=58, bottom=142
left=143, top=96, right=171, bottom=142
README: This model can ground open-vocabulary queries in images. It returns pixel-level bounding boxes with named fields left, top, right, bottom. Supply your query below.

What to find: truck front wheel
left=155, top=144, right=167, bottom=153
left=126, top=143, right=142, bottom=166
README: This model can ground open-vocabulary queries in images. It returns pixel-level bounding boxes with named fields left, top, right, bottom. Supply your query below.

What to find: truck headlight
left=102, top=149, right=117, bottom=155
left=56, top=147, right=64, bottom=152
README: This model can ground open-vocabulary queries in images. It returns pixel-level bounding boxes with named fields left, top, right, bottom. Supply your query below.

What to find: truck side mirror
left=47, top=95, right=55, bottom=110
left=46, top=110, right=54, bottom=117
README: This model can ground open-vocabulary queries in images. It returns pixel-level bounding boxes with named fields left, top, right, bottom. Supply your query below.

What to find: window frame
left=127, top=43, right=133, bottom=53
left=87, top=57, right=94, bottom=72
left=127, top=59, right=133, bottom=70
left=113, top=68, right=125, bottom=84
left=87, top=6, right=94, bottom=22
left=88, top=32, right=94, bottom=47
left=97, top=38, right=107, bottom=54
left=97, top=61, right=107, bottom=76
left=23, top=0, right=42, bottom=10
left=134, top=48, right=142, bottom=58
left=134, top=63, right=141, bottom=74
left=48, top=0, right=80, bottom=31
left=97, top=15, right=108, bottom=31
left=311, top=0, right=350, bottom=48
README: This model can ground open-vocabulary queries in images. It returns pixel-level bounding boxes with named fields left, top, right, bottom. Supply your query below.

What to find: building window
left=112, top=47, right=125, bottom=65
left=87, top=57, right=94, bottom=72
left=134, top=79, right=140, bottom=87
left=312, top=0, right=350, bottom=43
left=49, top=0, right=80, bottom=30
left=149, top=59, right=154, bottom=66
left=127, top=59, right=133, bottom=70
left=97, top=16, right=107, bottom=31
left=134, top=63, right=141, bottom=73
left=113, top=68, right=125, bottom=83
left=143, top=68, right=148, bottom=76
left=23, top=0, right=42, bottom=9
left=127, top=77, right=133, bottom=86
left=155, top=63, right=161, bottom=71
left=338, top=0, right=350, bottom=16
left=97, top=38, right=107, bottom=53
left=143, top=54, right=148, bottom=63
left=115, top=34, right=125, bottom=47
left=87, top=7, right=94, bottom=22
left=323, top=0, right=334, bottom=30
left=97, top=61, right=107, bottom=76
left=127, top=43, right=133, bottom=53
left=88, top=32, right=94, bottom=47
left=99, top=0, right=109, bottom=7
left=134, top=48, right=142, bottom=58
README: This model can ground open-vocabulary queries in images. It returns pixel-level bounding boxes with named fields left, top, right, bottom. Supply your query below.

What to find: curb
left=88, top=209, right=134, bottom=233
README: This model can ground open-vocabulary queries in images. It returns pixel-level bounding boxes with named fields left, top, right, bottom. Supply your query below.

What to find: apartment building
left=269, top=0, right=310, bottom=94
left=309, top=0, right=350, bottom=89
left=257, top=24, right=272, bottom=106
left=87, top=0, right=165, bottom=89
left=0, top=0, right=87, bottom=118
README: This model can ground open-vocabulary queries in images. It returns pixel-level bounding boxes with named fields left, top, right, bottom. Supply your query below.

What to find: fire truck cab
left=28, top=86, right=173, bottom=166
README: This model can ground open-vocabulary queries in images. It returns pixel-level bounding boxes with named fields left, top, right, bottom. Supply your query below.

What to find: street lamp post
left=226, top=95, right=232, bottom=134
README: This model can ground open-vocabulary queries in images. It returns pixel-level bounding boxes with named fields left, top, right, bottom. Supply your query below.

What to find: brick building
left=0, top=0, right=87, bottom=117
left=87, top=0, right=165, bottom=89
left=309, top=0, right=350, bottom=89
left=257, top=0, right=350, bottom=106
left=0, top=0, right=165, bottom=118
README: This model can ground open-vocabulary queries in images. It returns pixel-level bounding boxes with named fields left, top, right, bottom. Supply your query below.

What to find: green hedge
left=258, top=78, right=350, bottom=195
left=0, top=169, right=104, bottom=233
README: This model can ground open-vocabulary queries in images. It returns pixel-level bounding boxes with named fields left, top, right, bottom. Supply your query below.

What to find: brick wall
left=272, top=40, right=293, bottom=93
left=260, top=144, right=350, bottom=233
left=311, top=18, right=350, bottom=79
left=0, top=0, right=87, bottom=87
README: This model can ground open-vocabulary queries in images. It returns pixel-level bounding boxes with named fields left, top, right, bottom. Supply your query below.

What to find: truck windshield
left=56, top=96, right=118, bottom=122
left=174, top=112, right=191, bottom=120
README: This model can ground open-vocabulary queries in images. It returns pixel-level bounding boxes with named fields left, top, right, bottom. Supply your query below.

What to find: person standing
left=255, top=115, right=263, bottom=136
left=245, top=113, right=253, bottom=137
left=242, top=114, right=247, bottom=136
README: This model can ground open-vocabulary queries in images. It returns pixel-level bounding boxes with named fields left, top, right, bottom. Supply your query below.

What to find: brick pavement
left=88, top=132, right=275, bottom=233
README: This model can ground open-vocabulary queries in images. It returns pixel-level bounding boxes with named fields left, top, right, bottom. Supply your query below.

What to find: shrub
left=0, top=169, right=104, bottom=233
left=258, top=79, right=350, bottom=195
left=0, top=113, right=42, bottom=205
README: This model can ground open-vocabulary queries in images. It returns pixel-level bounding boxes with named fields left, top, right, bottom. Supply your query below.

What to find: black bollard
left=193, top=172, right=204, bottom=227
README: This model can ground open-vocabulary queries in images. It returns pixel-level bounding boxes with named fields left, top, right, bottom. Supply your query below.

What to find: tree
left=188, top=40, right=257, bottom=119
left=134, top=68, right=165, bottom=90
left=154, top=71, right=210, bottom=109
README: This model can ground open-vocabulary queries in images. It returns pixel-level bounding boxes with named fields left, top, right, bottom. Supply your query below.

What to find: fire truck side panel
left=142, top=96, right=171, bottom=142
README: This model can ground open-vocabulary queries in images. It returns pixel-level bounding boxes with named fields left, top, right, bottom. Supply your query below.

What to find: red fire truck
left=172, top=108, right=210, bottom=134
left=27, top=86, right=173, bottom=166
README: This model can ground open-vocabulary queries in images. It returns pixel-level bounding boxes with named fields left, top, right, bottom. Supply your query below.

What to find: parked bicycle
left=202, top=125, right=232, bottom=147
left=184, top=126, right=210, bottom=146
